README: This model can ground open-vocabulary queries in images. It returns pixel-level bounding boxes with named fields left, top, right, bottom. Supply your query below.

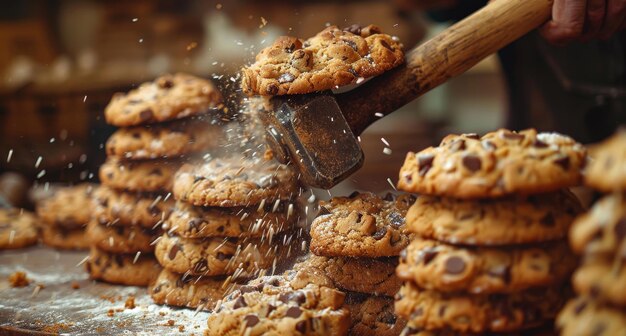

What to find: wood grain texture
left=338, top=0, right=554, bottom=135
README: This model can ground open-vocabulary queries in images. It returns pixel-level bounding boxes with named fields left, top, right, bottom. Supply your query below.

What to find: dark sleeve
left=427, top=0, right=487, bottom=22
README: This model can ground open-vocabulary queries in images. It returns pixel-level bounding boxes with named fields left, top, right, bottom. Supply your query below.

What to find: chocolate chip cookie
left=397, top=238, right=576, bottom=294
left=206, top=274, right=350, bottom=335
left=41, top=225, right=89, bottom=250
left=405, top=190, right=582, bottom=246
left=556, top=297, right=626, bottom=336
left=36, top=183, right=95, bottom=228
left=291, top=255, right=401, bottom=297
left=346, top=293, right=406, bottom=336
left=150, top=269, right=240, bottom=309
left=85, top=248, right=161, bottom=286
left=0, top=208, right=39, bottom=249
left=173, top=156, right=299, bottom=207
left=86, top=220, right=159, bottom=254
left=241, top=25, right=404, bottom=96
left=398, top=129, right=586, bottom=199
left=93, top=186, right=174, bottom=228
left=572, top=256, right=626, bottom=307
left=104, top=73, right=222, bottom=127
left=309, top=192, right=414, bottom=258
left=105, top=119, right=222, bottom=160
left=585, top=129, right=626, bottom=192
left=165, top=200, right=296, bottom=238
left=570, top=193, right=626, bottom=256
left=394, top=282, right=568, bottom=333
left=99, top=158, right=181, bottom=193
left=154, top=233, right=291, bottom=277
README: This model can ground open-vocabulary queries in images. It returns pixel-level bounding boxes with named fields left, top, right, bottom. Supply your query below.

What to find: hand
left=540, top=0, right=626, bottom=44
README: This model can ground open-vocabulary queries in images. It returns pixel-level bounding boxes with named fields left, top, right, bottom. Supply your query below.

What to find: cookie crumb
left=71, top=281, right=80, bottom=289
left=9, top=271, right=30, bottom=287
left=124, top=296, right=136, bottom=309
left=263, top=148, right=274, bottom=161
left=179, top=325, right=185, bottom=332
left=167, top=319, right=175, bottom=326
left=107, top=309, right=115, bottom=317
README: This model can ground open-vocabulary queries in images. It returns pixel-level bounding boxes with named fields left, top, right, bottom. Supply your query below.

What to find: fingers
left=599, top=0, right=626, bottom=39
left=541, top=0, right=588, bottom=44
left=581, top=0, right=607, bottom=39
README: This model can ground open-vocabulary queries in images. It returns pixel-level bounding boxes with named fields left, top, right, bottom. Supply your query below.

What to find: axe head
left=258, top=93, right=363, bottom=189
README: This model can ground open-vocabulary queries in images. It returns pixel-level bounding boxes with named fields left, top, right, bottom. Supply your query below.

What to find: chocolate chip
left=388, top=212, right=405, bottom=227
left=444, top=256, right=466, bottom=274
left=450, top=139, right=466, bottom=152
left=239, top=285, right=260, bottom=294
left=380, top=40, right=394, bottom=51
left=193, top=175, right=206, bottom=183
left=149, top=168, right=162, bottom=176
left=233, top=296, right=247, bottom=309
left=193, top=259, right=208, bottom=273
left=462, top=155, right=482, bottom=172
left=417, top=154, right=435, bottom=176
left=266, top=84, right=279, bottom=95
left=152, top=284, right=162, bottom=293
left=243, top=314, right=259, bottom=327
left=176, top=274, right=192, bottom=288
left=295, top=320, right=307, bottom=333
left=216, top=252, right=231, bottom=261
left=420, top=249, right=438, bottom=265
left=342, top=39, right=358, bottom=51
left=382, top=192, right=395, bottom=201
left=574, top=301, right=588, bottom=314
left=533, top=140, right=548, bottom=148
left=372, top=227, right=387, bottom=240
left=502, top=131, right=525, bottom=141
left=553, top=156, right=571, bottom=170
left=187, top=218, right=204, bottom=232
left=266, top=304, right=276, bottom=316
left=464, top=133, right=480, bottom=140
left=438, top=306, right=447, bottom=317
left=113, top=255, right=124, bottom=267
left=540, top=212, right=555, bottom=226
left=278, top=73, right=295, bottom=84
left=343, top=24, right=361, bottom=35
left=139, top=108, right=154, bottom=122
left=168, top=244, right=181, bottom=260
left=159, top=79, right=174, bottom=89
left=279, top=291, right=306, bottom=304
left=614, top=218, right=626, bottom=242
left=286, top=306, right=303, bottom=318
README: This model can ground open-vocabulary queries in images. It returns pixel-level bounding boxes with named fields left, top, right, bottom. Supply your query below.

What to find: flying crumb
left=9, top=271, right=30, bottom=287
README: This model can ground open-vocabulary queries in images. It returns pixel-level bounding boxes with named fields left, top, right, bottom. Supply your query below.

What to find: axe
left=258, top=0, right=554, bottom=189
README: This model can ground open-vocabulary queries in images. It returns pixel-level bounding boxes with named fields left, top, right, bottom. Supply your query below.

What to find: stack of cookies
left=37, top=184, right=94, bottom=250
left=395, top=129, right=586, bottom=334
left=150, top=154, right=302, bottom=310
left=305, top=191, right=413, bottom=335
left=87, top=73, right=224, bottom=286
left=557, top=129, right=626, bottom=334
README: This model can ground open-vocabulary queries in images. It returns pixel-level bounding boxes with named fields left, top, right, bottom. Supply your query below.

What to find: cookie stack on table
left=395, top=129, right=586, bottom=335
left=37, top=184, right=94, bottom=250
left=86, top=73, right=224, bottom=287
left=304, top=192, right=413, bottom=335
left=557, top=129, right=626, bottom=334
left=150, top=154, right=302, bottom=310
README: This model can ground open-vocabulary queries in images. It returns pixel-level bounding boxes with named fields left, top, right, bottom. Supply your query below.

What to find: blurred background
left=0, top=0, right=624, bottom=198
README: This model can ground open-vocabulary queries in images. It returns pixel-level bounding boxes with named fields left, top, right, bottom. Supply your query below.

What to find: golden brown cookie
left=291, top=255, right=401, bottom=297
left=85, top=247, right=161, bottom=286
left=99, top=158, right=181, bottom=193
left=207, top=274, right=350, bottom=335
left=86, top=220, right=160, bottom=254
left=556, top=296, right=626, bottom=336
left=104, top=73, right=222, bottom=127
left=397, top=238, right=576, bottom=294
left=150, top=269, right=240, bottom=309
left=173, top=156, right=299, bottom=207
left=405, top=190, right=582, bottom=246
left=398, top=129, right=586, bottom=199
left=570, top=193, right=626, bottom=256
left=394, top=282, right=569, bottom=334
left=36, top=184, right=95, bottom=228
left=93, top=186, right=174, bottom=228
left=41, top=225, right=89, bottom=250
left=0, top=208, right=39, bottom=249
left=154, top=233, right=293, bottom=277
left=310, top=192, right=414, bottom=258
left=241, top=24, right=404, bottom=96
left=585, top=128, right=626, bottom=192
left=165, top=200, right=296, bottom=238
left=105, top=119, right=223, bottom=160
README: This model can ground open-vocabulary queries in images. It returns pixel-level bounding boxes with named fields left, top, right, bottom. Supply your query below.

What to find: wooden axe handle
left=337, top=0, right=554, bottom=135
